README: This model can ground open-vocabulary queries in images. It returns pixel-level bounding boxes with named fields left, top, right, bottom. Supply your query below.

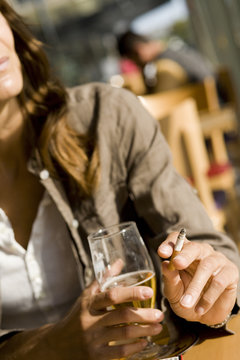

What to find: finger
left=201, top=287, right=237, bottom=325
left=101, top=307, right=163, bottom=327
left=94, top=323, right=162, bottom=346
left=161, top=261, right=185, bottom=303
left=102, top=259, right=124, bottom=281
left=171, top=242, right=213, bottom=270
left=86, top=260, right=124, bottom=303
left=157, top=232, right=179, bottom=258
left=92, top=285, right=154, bottom=310
left=97, top=339, right=148, bottom=360
left=158, top=232, right=189, bottom=259
left=180, top=254, right=221, bottom=309
left=195, top=265, right=238, bottom=316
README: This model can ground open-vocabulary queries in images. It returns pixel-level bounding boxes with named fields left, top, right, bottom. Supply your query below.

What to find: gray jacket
left=0, top=83, right=239, bottom=340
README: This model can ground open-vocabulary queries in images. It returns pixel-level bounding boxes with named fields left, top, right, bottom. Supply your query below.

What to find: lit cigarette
left=168, top=228, right=186, bottom=271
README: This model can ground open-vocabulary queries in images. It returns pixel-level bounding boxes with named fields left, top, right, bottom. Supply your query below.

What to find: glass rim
left=87, top=221, right=137, bottom=242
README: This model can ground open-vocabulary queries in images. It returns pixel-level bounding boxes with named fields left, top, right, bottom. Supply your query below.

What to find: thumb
left=161, top=261, right=184, bottom=304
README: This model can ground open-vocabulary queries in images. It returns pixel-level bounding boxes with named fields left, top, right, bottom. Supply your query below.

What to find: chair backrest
left=154, top=58, right=188, bottom=92
left=138, top=77, right=220, bottom=120
left=140, top=96, right=225, bottom=230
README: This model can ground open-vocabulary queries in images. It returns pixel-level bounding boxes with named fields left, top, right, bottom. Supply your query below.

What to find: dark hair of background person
left=1, top=0, right=99, bottom=197
left=117, top=30, right=148, bottom=62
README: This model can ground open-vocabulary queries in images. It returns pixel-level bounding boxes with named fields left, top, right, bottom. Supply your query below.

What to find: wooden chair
left=139, top=77, right=222, bottom=117
left=139, top=80, right=237, bottom=195
left=115, top=68, right=238, bottom=164
left=163, top=98, right=240, bottom=247
left=153, top=98, right=226, bottom=230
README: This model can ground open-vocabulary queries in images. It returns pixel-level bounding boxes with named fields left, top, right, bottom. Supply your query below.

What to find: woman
left=0, top=1, right=239, bottom=359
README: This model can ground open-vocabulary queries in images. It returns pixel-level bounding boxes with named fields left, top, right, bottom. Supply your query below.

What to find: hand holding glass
left=88, top=222, right=172, bottom=359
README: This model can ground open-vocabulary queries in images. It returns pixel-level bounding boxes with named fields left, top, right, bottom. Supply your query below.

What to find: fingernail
left=153, top=324, right=162, bottom=334
left=159, top=245, right=171, bottom=254
left=180, top=294, right=193, bottom=307
left=141, top=287, right=153, bottom=298
left=196, top=306, right=205, bottom=315
left=154, top=310, right=162, bottom=319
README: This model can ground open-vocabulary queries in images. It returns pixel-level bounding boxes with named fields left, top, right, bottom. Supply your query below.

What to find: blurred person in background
left=0, top=1, right=239, bottom=359
left=117, top=30, right=217, bottom=94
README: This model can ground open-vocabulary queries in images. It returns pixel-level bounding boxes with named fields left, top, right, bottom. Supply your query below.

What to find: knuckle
left=203, top=243, right=214, bottom=253
left=132, top=286, right=140, bottom=299
left=188, top=241, right=202, bottom=254
left=190, top=242, right=199, bottom=250
left=119, top=345, right=129, bottom=358
left=188, top=284, right=201, bottom=297
left=211, top=276, right=225, bottom=290
left=106, top=288, right=119, bottom=304
left=120, top=307, right=132, bottom=322
left=167, top=292, right=182, bottom=305
left=121, top=325, right=132, bottom=338
left=201, top=293, right=213, bottom=307
left=199, top=243, right=213, bottom=257
left=226, top=266, right=239, bottom=285
left=205, top=243, right=214, bottom=252
left=231, top=265, right=240, bottom=282
left=200, top=258, right=215, bottom=272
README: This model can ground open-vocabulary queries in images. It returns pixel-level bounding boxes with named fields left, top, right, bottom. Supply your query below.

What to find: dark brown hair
left=117, top=30, right=148, bottom=58
left=0, top=0, right=99, bottom=197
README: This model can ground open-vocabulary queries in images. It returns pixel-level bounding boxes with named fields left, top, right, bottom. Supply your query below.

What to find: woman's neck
left=0, top=97, right=27, bottom=170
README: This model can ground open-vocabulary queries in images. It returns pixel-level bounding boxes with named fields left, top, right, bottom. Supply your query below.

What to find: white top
left=0, top=191, right=81, bottom=330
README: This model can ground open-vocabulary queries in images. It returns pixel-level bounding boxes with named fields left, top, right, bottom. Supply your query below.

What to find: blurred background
left=9, top=0, right=240, bottom=103
left=9, top=0, right=240, bottom=247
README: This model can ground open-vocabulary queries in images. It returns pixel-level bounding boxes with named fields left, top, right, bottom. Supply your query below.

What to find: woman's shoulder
left=67, top=82, right=137, bottom=108
left=66, top=82, right=160, bottom=147
left=66, top=82, right=149, bottom=131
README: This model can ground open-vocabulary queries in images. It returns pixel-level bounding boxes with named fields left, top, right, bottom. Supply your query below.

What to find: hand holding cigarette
left=157, top=230, right=238, bottom=327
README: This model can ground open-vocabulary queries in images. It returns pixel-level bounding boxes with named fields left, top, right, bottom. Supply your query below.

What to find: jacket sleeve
left=114, top=87, right=240, bottom=307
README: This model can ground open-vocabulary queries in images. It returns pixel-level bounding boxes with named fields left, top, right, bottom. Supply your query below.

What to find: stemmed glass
left=87, top=221, right=173, bottom=359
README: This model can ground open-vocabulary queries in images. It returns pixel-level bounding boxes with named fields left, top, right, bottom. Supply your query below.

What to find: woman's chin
left=0, top=74, right=23, bottom=102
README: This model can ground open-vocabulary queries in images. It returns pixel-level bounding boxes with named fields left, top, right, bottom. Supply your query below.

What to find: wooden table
left=183, top=314, right=240, bottom=360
